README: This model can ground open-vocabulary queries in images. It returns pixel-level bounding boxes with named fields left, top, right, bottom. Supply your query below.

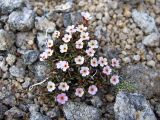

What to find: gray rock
left=54, top=1, right=73, bottom=12
left=35, top=17, right=55, bottom=33
left=63, top=12, right=83, bottom=27
left=8, top=8, right=35, bottom=31
left=132, top=10, right=157, bottom=33
left=2, top=95, right=16, bottom=106
left=114, top=92, right=157, bottom=120
left=142, top=32, right=160, bottom=47
left=5, top=107, right=25, bottom=120
left=0, top=29, right=15, bottom=50
left=16, top=32, right=35, bottom=50
left=37, top=32, right=51, bottom=51
left=0, top=0, right=24, bottom=14
left=46, top=107, right=60, bottom=118
left=9, top=65, right=25, bottom=78
left=30, top=61, right=50, bottom=81
left=122, top=0, right=141, bottom=4
left=0, top=103, right=8, bottom=119
left=63, top=101, right=101, bottom=120
left=23, top=50, right=39, bottom=65
left=6, top=54, right=16, bottom=65
left=155, top=103, right=160, bottom=118
left=0, top=56, right=8, bottom=72
left=30, top=112, right=51, bottom=120
left=29, top=104, right=51, bottom=120
left=121, top=64, right=160, bottom=98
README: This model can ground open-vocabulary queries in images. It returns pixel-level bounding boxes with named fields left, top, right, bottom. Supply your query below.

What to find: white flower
left=81, top=12, right=92, bottom=20
left=66, top=25, right=76, bottom=34
left=75, top=88, right=84, bottom=97
left=75, top=40, right=84, bottom=49
left=56, top=61, right=64, bottom=69
left=56, top=61, right=69, bottom=72
left=111, top=58, right=120, bottom=67
left=98, top=57, right=108, bottom=67
left=76, top=24, right=87, bottom=33
left=110, top=75, right=120, bottom=85
left=39, top=52, right=48, bottom=61
left=74, top=56, right=84, bottom=65
left=80, top=67, right=90, bottom=77
left=47, top=81, right=56, bottom=92
left=47, top=39, right=54, bottom=48
left=62, top=34, right=72, bottom=43
left=90, top=57, right=98, bottom=67
left=58, top=82, right=69, bottom=91
left=86, top=48, right=95, bottom=57
left=88, top=40, right=98, bottom=49
left=60, top=44, right=68, bottom=53
left=53, top=31, right=60, bottom=38
left=80, top=32, right=89, bottom=41
left=103, top=66, right=112, bottom=75
left=62, top=61, right=69, bottom=71
left=45, top=48, right=53, bottom=56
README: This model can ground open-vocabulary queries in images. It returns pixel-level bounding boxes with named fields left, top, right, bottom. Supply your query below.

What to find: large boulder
left=114, top=92, right=157, bottom=120
left=63, top=101, right=101, bottom=120
left=121, top=64, right=160, bottom=98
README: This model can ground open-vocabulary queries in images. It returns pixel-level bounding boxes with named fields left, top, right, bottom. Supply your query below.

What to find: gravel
left=0, top=29, right=15, bottom=51
left=9, top=65, right=25, bottom=78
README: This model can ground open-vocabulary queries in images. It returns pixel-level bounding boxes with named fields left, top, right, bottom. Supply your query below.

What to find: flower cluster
left=39, top=12, right=121, bottom=105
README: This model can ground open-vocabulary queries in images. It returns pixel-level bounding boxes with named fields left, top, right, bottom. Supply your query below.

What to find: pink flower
left=111, top=58, right=120, bottom=67
left=59, top=44, right=68, bottom=53
left=90, top=57, right=98, bottom=67
left=110, top=75, right=120, bottom=85
left=66, top=25, right=76, bottom=34
left=56, top=61, right=69, bottom=72
left=103, top=66, right=112, bottom=75
left=86, top=48, right=95, bottom=57
left=80, top=32, right=89, bottom=41
left=39, top=52, right=48, bottom=61
left=88, top=85, right=98, bottom=95
left=58, top=82, right=69, bottom=91
left=98, top=57, right=108, bottom=67
left=45, top=48, right=53, bottom=56
left=74, top=56, right=84, bottom=65
left=75, top=40, right=84, bottom=49
left=62, top=34, right=72, bottom=43
left=80, top=67, right=90, bottom=77
left=75, top=88, right=84, bottom=97
left=56, top=93, right=68, bottom=104
left=76, top=24, right=87, bottom=33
